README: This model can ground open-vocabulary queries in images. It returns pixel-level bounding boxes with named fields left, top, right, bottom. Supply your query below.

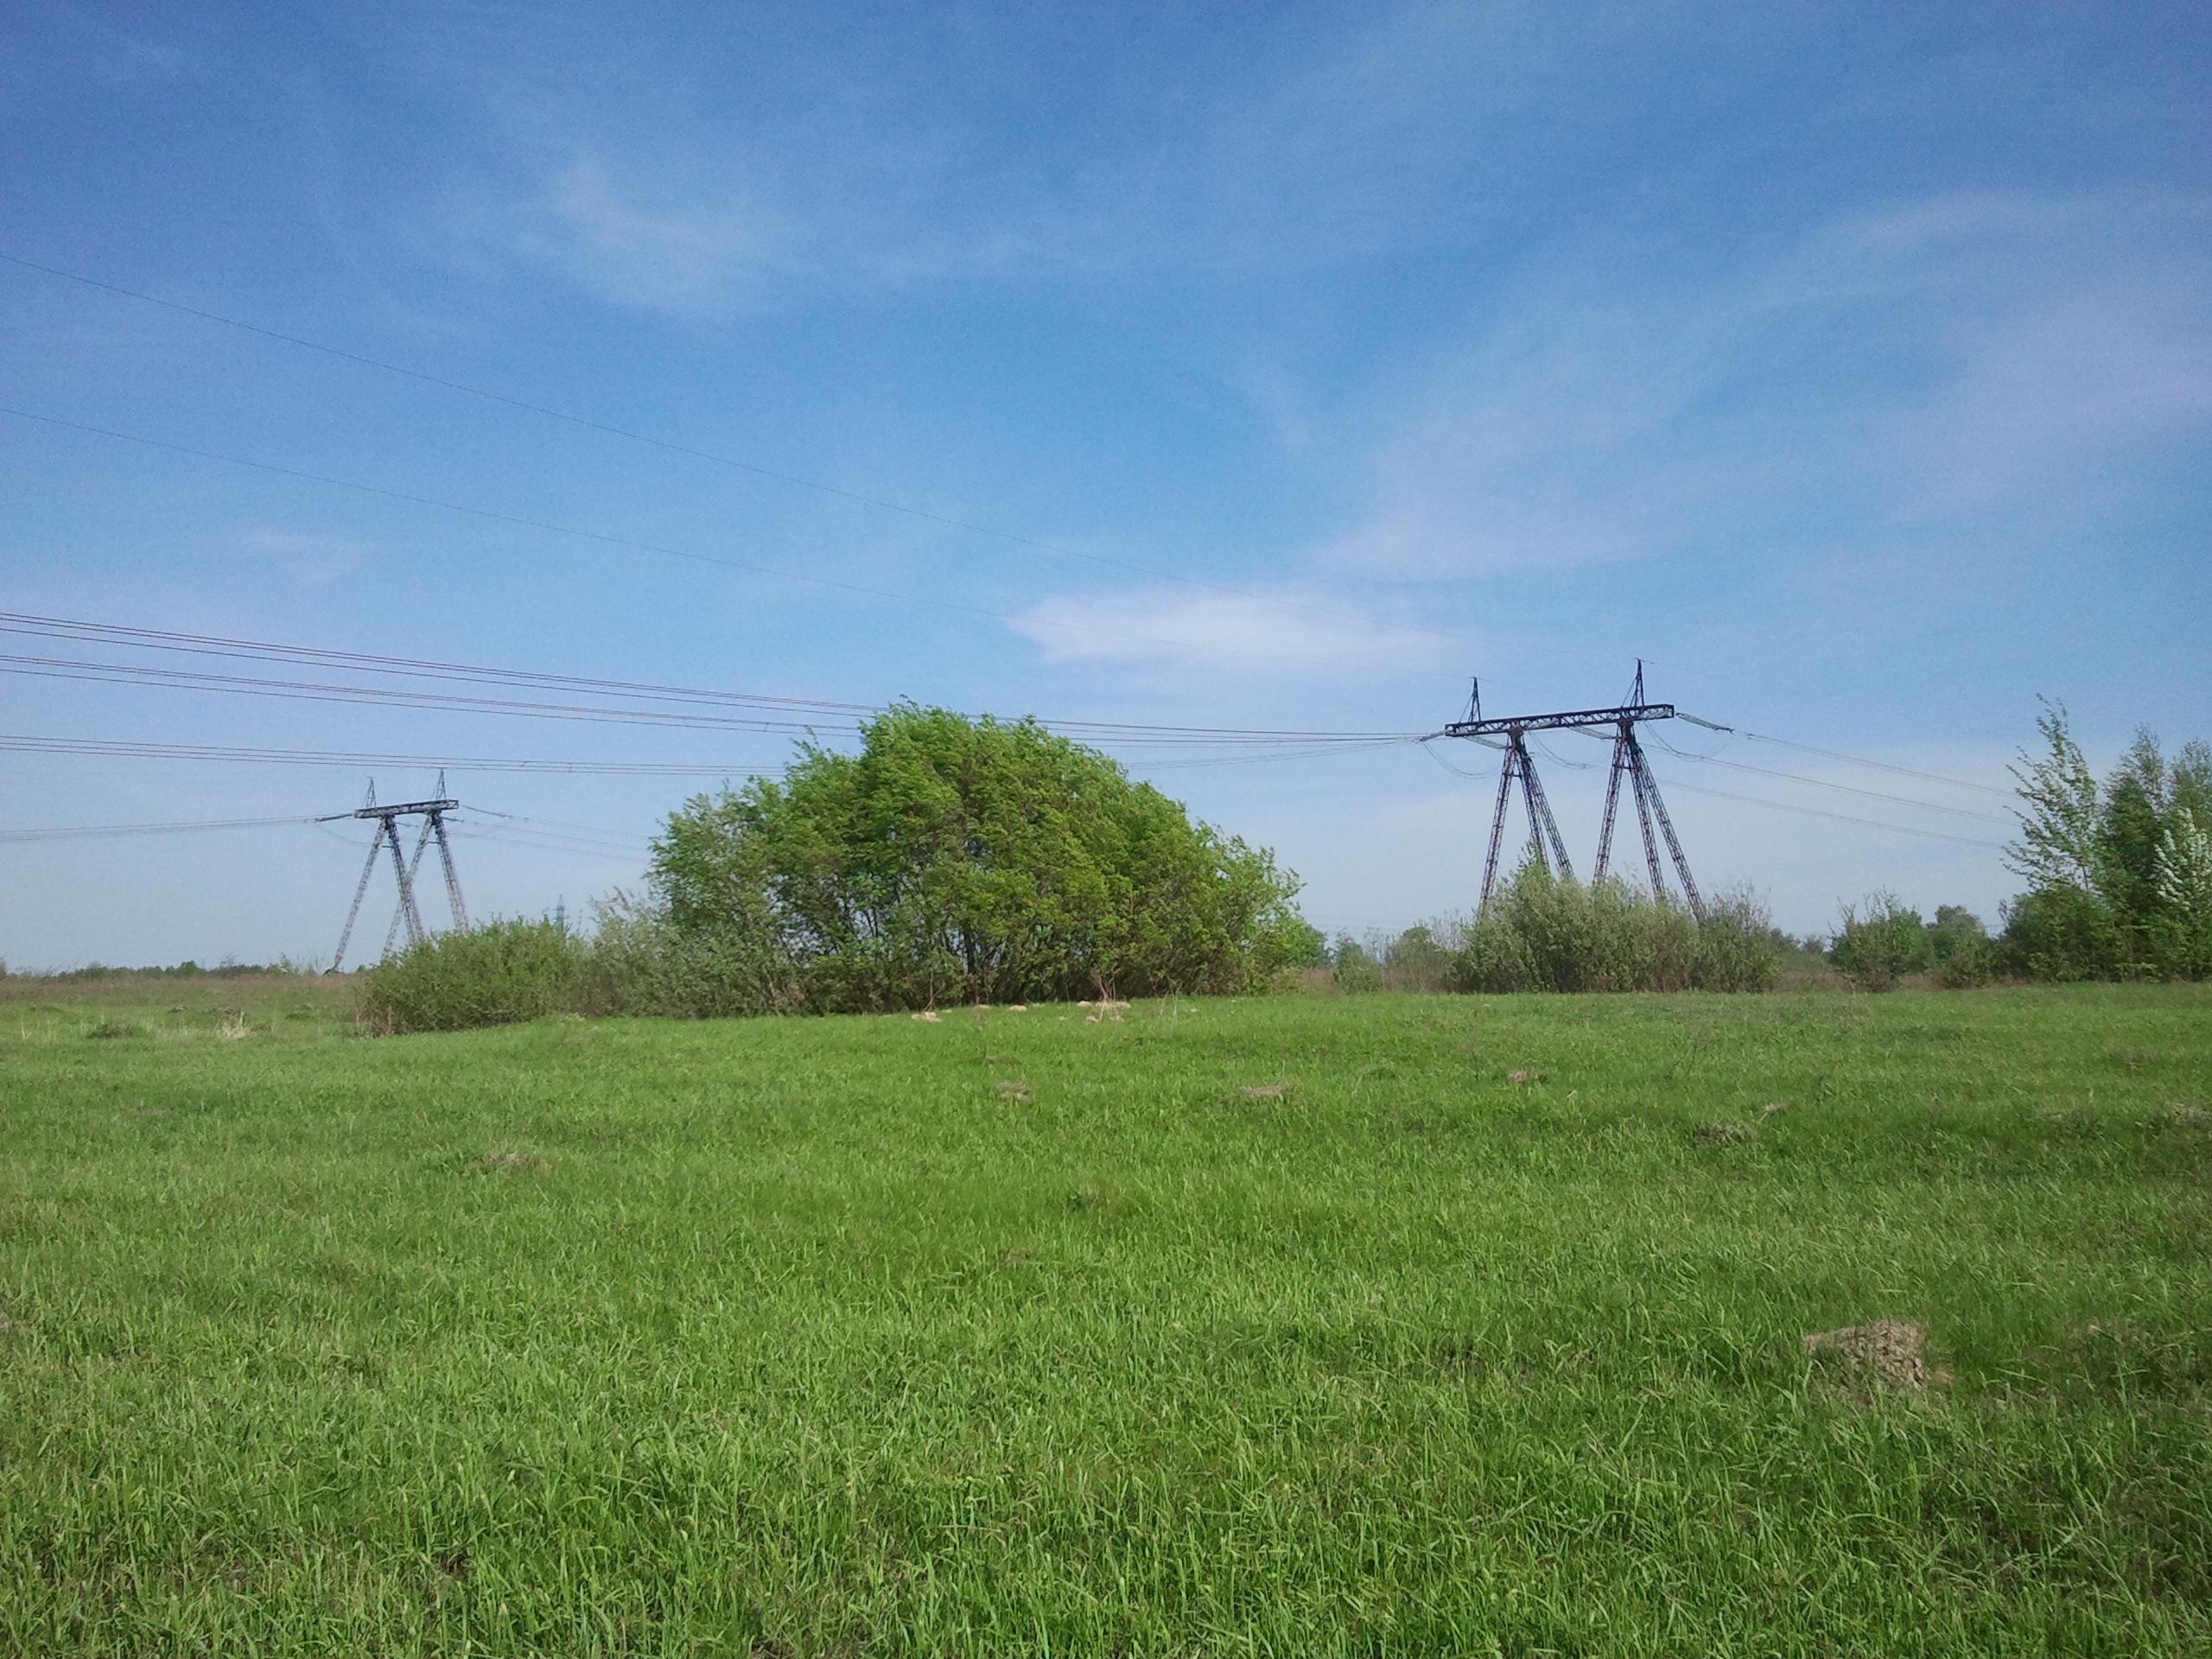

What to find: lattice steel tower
left=323, top=773, right=469, bottom=970
left=1443, top=664, right=1702, bottom=917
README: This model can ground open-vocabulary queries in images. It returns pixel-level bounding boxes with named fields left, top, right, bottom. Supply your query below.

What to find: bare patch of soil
left=1803, top=1319, right=1930, bottom=1389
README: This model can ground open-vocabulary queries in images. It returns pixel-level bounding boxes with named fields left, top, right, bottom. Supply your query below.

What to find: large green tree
left=647, top=705, right=1318, bottom=1010
left=2003, top=701, right=2212, bottom=980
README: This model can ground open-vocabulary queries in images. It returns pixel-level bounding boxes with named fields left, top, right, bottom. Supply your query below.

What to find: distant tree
left=1444, top=862, right=1777, bottom=994
left=2000, top=701, right=2212, bottom=980
left=1331, top=935, right=1382, bottom=993
left=647, top=704, right=1315, bottom=1010
left=2005, top=699, right=2102, bottom=894
left=2155, top=803, right=2212, bottom=978
left=1828, top=891, right=1929, bottom=992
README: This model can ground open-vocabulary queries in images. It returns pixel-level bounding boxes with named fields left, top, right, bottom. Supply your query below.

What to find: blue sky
left=3, top=2, right=2207, bottom=966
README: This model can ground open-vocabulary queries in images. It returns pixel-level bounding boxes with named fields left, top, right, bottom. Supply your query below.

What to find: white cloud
left=237, top=529, right=380, bottom=588
left=1007, top=585, right=1441, bottom=672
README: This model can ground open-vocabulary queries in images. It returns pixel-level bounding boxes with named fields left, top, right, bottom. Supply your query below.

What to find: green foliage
left=1382, top=923, right=1455, bottom=993
left=1329, top=935, right=1382, bottom=993
left=9, top=983, right=2211, bottom=1652
left=1829, top=898, right=2000, bottom=991
left=648, top=705, right=1313, bottom=1009
left=42, top=959, right=289, bottom=981
left=2155, top=805, right=2212, bottom=978
left=1999, top=884, right=2124, bottom=984
left=1829, top=890, right=1931, bottom=992
left=578, top=890, right=798, bottom=1019
left=1446, top=865, right=1778, bottom=994
left=1928, top=906, right=1999, bottom=988
left=358, top=918, right=584, bottom=1033
left=2001, top=703, right=2212, bottom=980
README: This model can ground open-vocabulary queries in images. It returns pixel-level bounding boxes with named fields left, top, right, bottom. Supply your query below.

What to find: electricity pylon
left=323, top=773, right=468, bottom=970
left=1443, top=664, right=1702, bottom=916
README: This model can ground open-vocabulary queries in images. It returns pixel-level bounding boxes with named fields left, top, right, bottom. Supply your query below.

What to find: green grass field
left=2, top=982, right=2208, bottom=1656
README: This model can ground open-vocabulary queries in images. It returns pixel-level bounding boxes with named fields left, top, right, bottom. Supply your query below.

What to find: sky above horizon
left=3, top=2, right=2209, bottom=968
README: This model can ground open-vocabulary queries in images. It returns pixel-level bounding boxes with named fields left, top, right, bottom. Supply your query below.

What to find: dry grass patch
left=1804, top=1319, right=1933, bottom=1389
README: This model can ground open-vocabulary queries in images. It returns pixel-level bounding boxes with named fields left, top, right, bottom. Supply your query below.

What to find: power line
left=0, top=610, right=1426, bottom=751
left=0, top=248, right=1489, bottom=654
left=1676, top=712, right=2013, bottom=798
left=0, top=612, right=876, bottom=717
left=0, top=814, right=320, bottom=843
left=0, top=406, right=1391, bottom=674
left=0, top=653, right=836, bottom=735
left=1648, top=773, right=2005, bottom=848
left=0, top=653, right=1420, bottom=760
left=0, top=734, right=781, bottom=776
left=1644, top=734, right=2012, bottom=823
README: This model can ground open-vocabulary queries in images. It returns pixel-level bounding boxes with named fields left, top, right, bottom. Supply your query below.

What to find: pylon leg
left=1521, top=746, right=1574, bottom=880
left=1593, top=727, right=1630, bottom=880
left=1478, top=743, right=1521, bottom=912
left=430, top=810, right=468, bottom=930
left=379, top=817, right=427, bottom=952
left=1631, top=742, right=1703, bottom=918
left=331, top=831, right=384, bottom=972
left=1630, top=745, right=1668, bottom=900
left=381, top=819, right=435, bottom=958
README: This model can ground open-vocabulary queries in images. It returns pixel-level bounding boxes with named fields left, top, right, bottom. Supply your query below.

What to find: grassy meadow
left=1, top=979, right=2208, bottom=1655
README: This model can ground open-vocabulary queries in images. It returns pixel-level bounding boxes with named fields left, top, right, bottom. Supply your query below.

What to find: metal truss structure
left=1444, top=664, right=1702, bottom=917
left=323, top=773, right=469, bottom=970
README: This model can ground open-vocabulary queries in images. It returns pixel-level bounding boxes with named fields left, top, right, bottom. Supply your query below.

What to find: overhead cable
left=0, top=734, right=780, bottom=777
left=1646, top=734, right=2012, bottom=823
left=0, top=406, right=1389, bottom=673
left=0, top=814, right=321, bottom=842
left=0, top=248, right=1503, bottom=656
left=1648, top=774, right=2005, bottom=848
left=1675, top=711, right=2012, bottom=798
left=0, top=610, right=1426, bottom=750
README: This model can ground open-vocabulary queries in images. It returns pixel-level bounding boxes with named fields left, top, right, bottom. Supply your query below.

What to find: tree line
left=358, top=699, right=2209, bottom=1031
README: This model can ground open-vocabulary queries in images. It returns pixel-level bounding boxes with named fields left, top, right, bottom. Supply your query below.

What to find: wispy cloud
left=421, top=3, right=1696, bottom=314
left=1007, top=585, right=1440, bottom=673
left=238, top=529, right=379, bottom=588
left=1313, top=189, right=2212, bottom=581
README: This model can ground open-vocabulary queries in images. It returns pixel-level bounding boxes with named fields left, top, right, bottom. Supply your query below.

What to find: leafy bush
left=1381, top=924, right=1455, bottom=993
left=1445, top=866, right=1778, bottom=994
left=1997, top=883, right=2122, bottom=983
left=2003, top=703, right=2210, bottom=980
left=1694, top=890, right=1789, bottom=993
left=1828, top=891, right=1930, bottom=992
left=1330, top=936, right=1382, bottom=993
left=359, top=918, right=584, bottom=1033
left=1928, top=905, right=1998, bottom=988
left=577, top=891, right=798, bottom=1019
left=649, top=705, right=1316, bottom=1010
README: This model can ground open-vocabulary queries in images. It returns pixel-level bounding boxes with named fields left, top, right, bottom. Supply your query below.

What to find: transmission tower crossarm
left=1443, top=701, right=1674, bottom=740
left=349, top=796, right=457, bottom=818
